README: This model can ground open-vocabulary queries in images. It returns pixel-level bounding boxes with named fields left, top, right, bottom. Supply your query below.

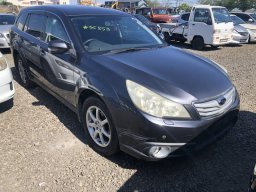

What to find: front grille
left=238, top=32, right=248, bottom=36
left=193, top=88, right=235, bottom=118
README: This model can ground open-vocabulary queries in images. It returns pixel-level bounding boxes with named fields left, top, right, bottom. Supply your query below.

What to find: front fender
left=75, top=73, right=122, bottom=123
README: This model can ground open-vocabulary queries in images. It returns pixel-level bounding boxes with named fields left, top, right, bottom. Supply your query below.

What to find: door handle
left=192, top=23, right=195, bottom=25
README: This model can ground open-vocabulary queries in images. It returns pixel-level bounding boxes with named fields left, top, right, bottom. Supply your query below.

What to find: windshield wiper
left=107, top=47, right=152, bottom=54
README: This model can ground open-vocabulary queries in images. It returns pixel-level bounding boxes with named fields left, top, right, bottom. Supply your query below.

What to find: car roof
left=22, top=5, right=128, bottom=16
left=0, top=13, right=16, bottom=16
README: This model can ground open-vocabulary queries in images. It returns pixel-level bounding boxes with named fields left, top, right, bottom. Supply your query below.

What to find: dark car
left=231, top=12, right=256, bottom=24
left=250, top=164, right=256, bottom=192
left=134, top=14, right=160, bottom=34
left=10, top=6, right=239, bottom=161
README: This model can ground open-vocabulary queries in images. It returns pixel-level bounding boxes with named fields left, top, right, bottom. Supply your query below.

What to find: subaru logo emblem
left=217, top=97, right=226, bottom=106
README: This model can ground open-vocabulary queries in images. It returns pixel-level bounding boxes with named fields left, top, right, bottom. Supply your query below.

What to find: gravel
left=0, top=44, right=255, bottom=192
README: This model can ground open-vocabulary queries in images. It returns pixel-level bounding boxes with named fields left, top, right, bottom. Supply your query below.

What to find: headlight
left=0, top=57, right=7, bottom=71
left=126, top=80, right=190, bottom=118
left=212, top=60, right=228, bottom=74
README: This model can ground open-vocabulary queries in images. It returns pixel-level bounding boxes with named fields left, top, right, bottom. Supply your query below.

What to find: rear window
left=0, top=15, right=16, bottom=25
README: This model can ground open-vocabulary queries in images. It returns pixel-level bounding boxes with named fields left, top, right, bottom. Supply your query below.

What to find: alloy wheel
left=86, top=106, right=111, bottom=147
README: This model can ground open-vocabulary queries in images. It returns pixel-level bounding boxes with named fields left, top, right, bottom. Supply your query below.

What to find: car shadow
left=114, top=110, right=256, bottom=192
left=11, top=67, right=86, bottom=145
left=0, top=99, right=14, bottom=113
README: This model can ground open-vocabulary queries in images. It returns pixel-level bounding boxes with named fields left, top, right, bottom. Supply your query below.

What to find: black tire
left=82, top=97, right=119, bottom=156
left=15, top=54, right=35, bottom=89
left=192, top=37, right=204, bottom=50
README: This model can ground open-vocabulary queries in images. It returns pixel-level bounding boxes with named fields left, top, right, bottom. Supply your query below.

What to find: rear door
left=39, top=14, right=76, bottom=105
left=22, top=13, right=47, bottom=79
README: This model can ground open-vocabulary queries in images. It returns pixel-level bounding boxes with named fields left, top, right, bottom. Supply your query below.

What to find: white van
left=161, top=5, right=234, bottom=50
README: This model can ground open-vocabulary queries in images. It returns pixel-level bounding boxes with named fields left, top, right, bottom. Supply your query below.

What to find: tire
left=82, top=97, right=119, bottom=156
left=15, top=54, right=35, bottom=89
left=192, top=37, right=204, bottom=50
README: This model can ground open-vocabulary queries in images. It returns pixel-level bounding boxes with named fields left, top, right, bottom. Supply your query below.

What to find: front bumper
left=249, top=31, right=256, bottom=42
left=0, top=66, right=15, bottom=103
left=230, top=32, right=249, bottom=44
left=118, top=94, right=240, bottom=161
left=212, top=33, right=233, bottom=46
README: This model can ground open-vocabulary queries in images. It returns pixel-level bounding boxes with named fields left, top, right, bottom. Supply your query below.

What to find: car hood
left=240, top=24, right=256, bottom=30
left=0, top=25, right=12, bottom=33
left=91, top=46, right=232, bottom=104
left=234, top=24, right=248, bottom=32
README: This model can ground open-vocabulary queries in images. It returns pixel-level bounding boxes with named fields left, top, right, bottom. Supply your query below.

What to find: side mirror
left=48, top=40, right=70, bottom=54
left=248, top=18, right=253, bottom=23
left=147, top=12, right=152, bottom=17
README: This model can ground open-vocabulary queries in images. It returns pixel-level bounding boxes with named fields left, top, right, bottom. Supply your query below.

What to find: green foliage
left=198, top=0, right=256, bottom=11
left=145, top=0, right=160, bottom=7
left=178, top=3, right=191, bottom=12
left=0, top=0, right=13, bottom=5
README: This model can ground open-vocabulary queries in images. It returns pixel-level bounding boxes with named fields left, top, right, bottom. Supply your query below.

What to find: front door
left=188, top=8, right=213, bottom=44
left=39, top=15, right=77, bottom=106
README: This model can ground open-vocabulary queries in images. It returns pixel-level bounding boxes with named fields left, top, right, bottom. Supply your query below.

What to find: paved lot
left=0, top=44, right=256, bottom=192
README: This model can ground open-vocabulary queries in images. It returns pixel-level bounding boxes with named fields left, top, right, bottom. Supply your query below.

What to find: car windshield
left=134, top=15, right=150, bottom=24
left=71, top=15, right=163, bottom=53
left=231, top=15, right=246, bottom=25
left=152, top=9, right=167, bottom=15
left=0, top=15, right=16, bottom=25
left=212, top=8, right=232, bottom=23
left=250, top=13, right=256, bottom=20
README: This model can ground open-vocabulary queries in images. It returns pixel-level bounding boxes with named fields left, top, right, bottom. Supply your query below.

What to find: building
left=7, top=0, right=53, bottom=6
left=59, top=0, right=79, bottom=5
left=105, top=0, right=146, bottom=9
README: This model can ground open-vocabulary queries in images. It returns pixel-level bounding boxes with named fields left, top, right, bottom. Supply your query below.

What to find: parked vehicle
left=135, top=7, right=172, bottom=23
left=133, top=14, right=160, bottom=34
left=11, top=6, right=239, bottom=161
left=249, top=164, right=256, bottom=192
left=0, top=52, right=15, bottom=104
left=161, top=5, right=234, bottom=50
left=231, top=12, right=256, bottom=25
left=0, top=14, right=16, bottom=49
left=230, top=14, right=256, bottom=43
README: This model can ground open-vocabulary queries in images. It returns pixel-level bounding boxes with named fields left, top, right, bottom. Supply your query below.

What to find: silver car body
left=0, top=24, right=12, bottom=48
left=231, top=24, right=249, bottom=44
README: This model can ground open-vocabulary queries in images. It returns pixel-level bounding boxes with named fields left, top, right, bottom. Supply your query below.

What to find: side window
left=16, top=13, right=27, bottom=30
left=25, top=14, right=46, bottom=39
left=240, top=14, right=250, bottom=22
left=44, top=16, right=69, bottom=43
left=194, top=9, right=211, bottom=24
left=182, top=13, right=189, bottom=21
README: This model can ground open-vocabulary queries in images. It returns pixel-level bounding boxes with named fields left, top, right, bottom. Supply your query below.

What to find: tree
left=145, top=0, right=160, bottom=7
left=198, top=0, right=256, bottom=10
left=178, top=3, right=191, bottom=12
left=0, top=0, right=12, bottom=5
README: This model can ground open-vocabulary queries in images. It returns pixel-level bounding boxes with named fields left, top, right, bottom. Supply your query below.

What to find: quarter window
left=44, top=16, right=69, bottom=43
left=25, top=14, right=46, bottom=39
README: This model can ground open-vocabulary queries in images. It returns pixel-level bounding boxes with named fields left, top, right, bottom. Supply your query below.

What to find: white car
left=230, top=14, right=256, bottom=43
left=0, top=52, right=15, bottom=104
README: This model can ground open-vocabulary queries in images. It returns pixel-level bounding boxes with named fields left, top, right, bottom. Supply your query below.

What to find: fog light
left=149, top=146, right=172, bottom=159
